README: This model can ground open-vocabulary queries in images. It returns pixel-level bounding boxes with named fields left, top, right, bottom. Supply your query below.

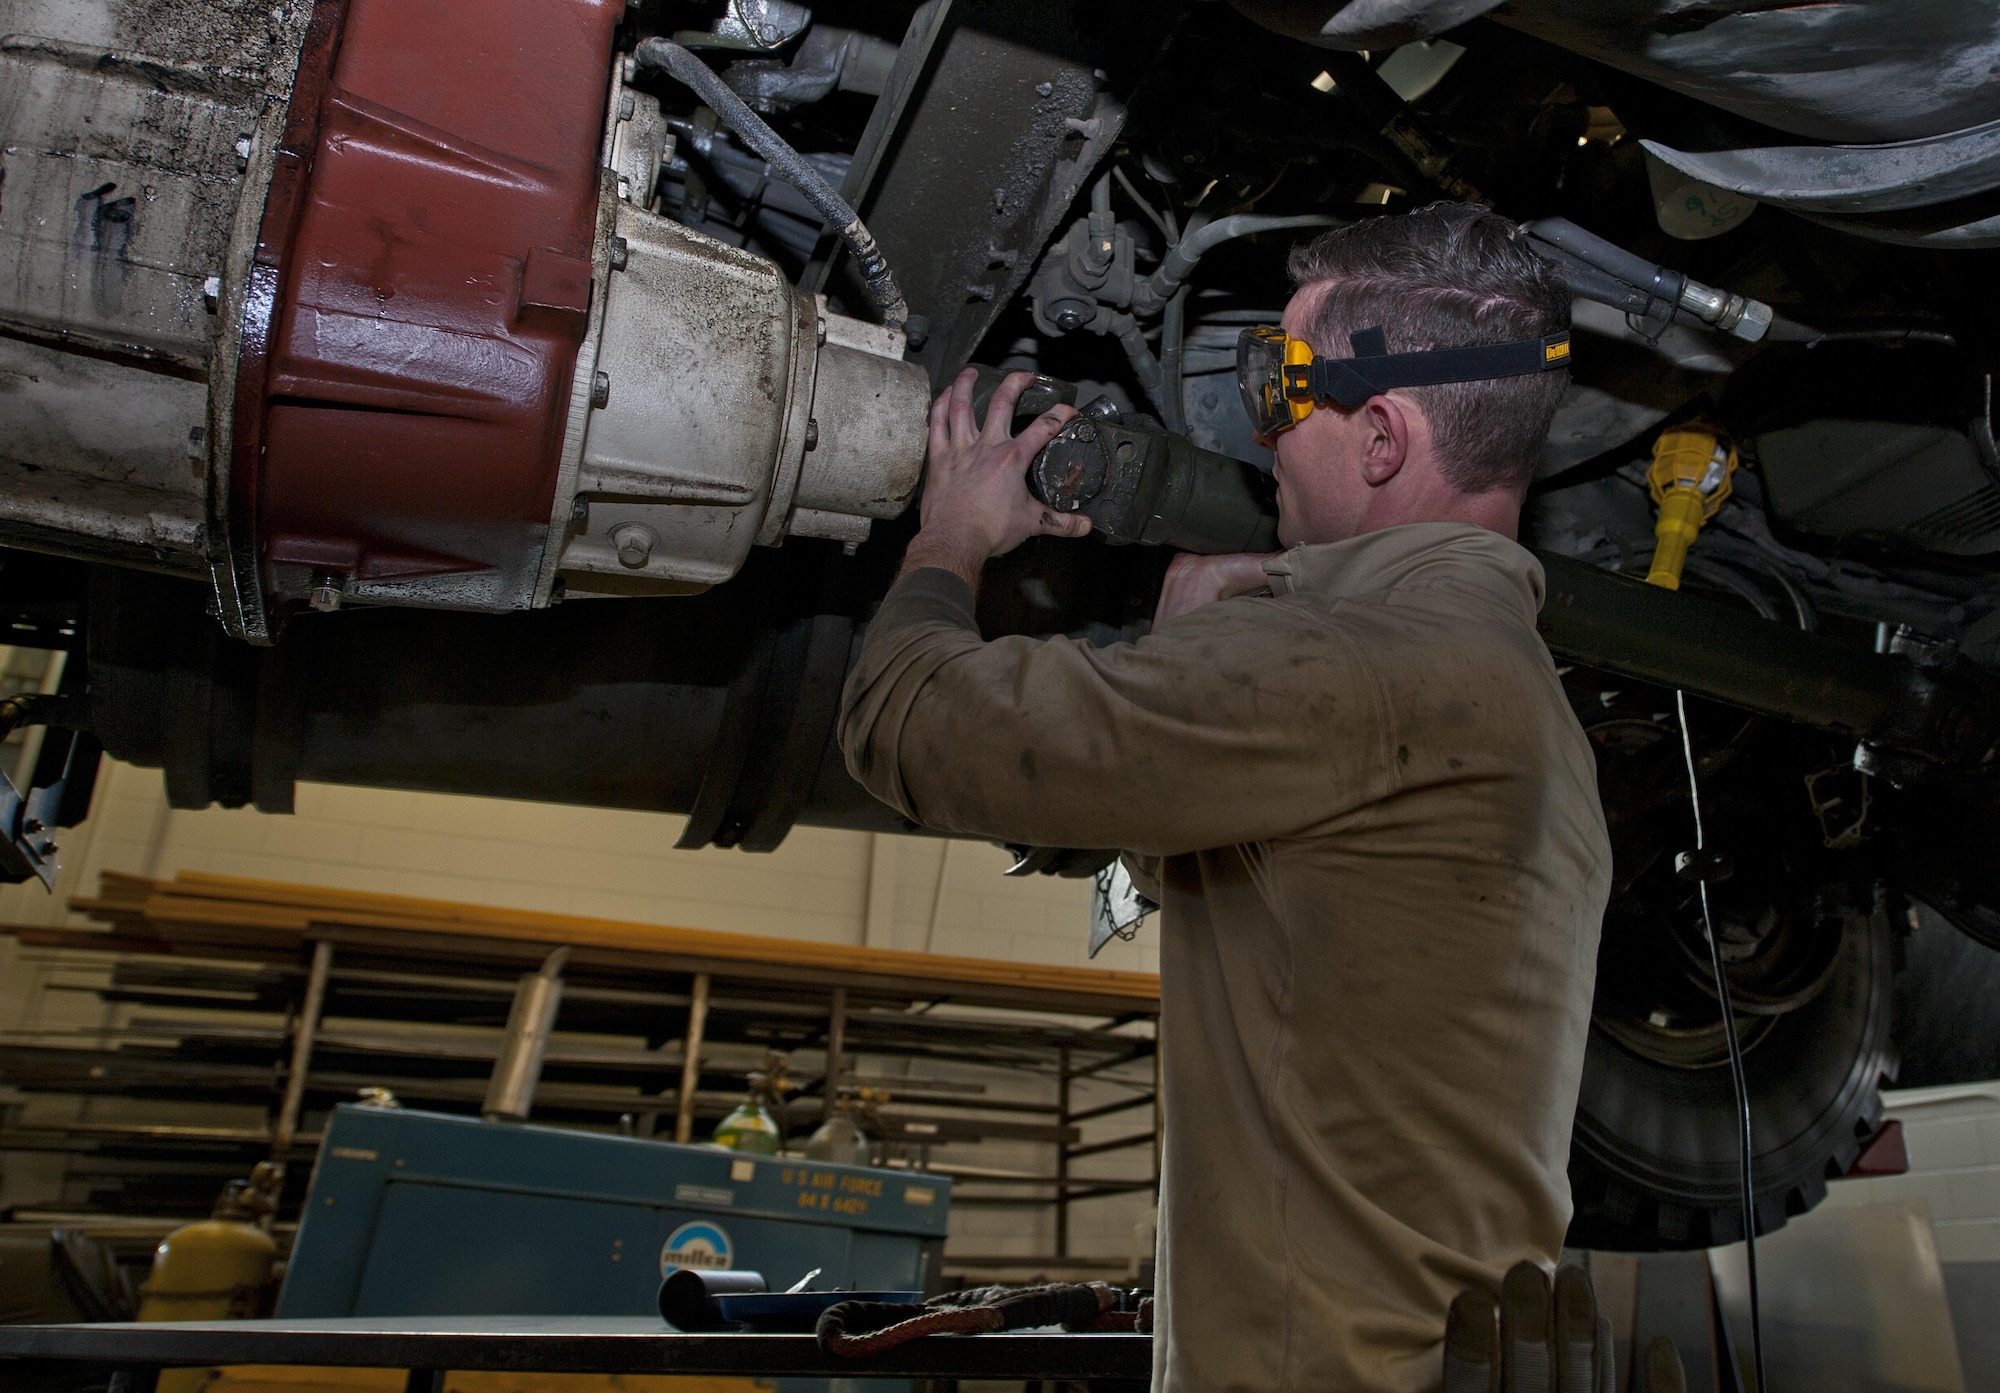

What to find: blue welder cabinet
left=278, top=1105, right=951, bottom=1319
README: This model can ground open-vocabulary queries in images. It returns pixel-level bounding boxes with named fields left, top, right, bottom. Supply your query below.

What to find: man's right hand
left=897, top=369, right=1086, bottom=590
left=1152, top=551, right=1281, bottom=627
left=1445, top=1261, right=1686, bottom=1393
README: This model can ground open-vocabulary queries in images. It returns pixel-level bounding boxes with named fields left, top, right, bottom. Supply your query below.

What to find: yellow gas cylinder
left=138, top=1216, right=278, bottom=1321
left=140, top=1165, right=282, bottom=1393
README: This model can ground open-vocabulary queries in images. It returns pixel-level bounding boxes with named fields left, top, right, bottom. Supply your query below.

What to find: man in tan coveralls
left=839, top=205, right=1613, bottom=1392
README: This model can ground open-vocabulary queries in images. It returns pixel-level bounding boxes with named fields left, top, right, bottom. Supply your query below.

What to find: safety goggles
left=1236, top=324, right=1573, bottom=437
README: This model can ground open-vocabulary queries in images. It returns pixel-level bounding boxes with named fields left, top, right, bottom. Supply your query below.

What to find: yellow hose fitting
left=1645, top=423, right=1738, bottom=590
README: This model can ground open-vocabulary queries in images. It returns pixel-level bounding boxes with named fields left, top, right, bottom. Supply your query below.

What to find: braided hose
left=815, top=1283, right=1122, bottom=1357
left=818, top=1303, right=1002, bottom=1356
left=633, top=38, right=909, bottom=332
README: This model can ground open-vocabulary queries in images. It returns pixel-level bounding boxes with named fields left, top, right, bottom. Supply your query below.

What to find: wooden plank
left=5, top=927, right=181, bottom=955
left=14, top=920, right=1150, bottom=1015
left=61, top=873, right=1163, bottom=1014
left=93, top=870, right=156, bottom=906
left=290, top=923, right=1154, bottom=1015
left=143, top=872, right=1161, bottom=1000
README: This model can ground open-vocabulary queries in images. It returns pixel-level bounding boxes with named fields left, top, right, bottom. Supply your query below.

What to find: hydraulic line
left=1131, top=213, right=1339, bottom=315
left=1118, top=209, right=1335, bottom=421
left=1158, top=285, right=1191, bottom=435
left=634, top=38, right=909, bottom=331
left=1112, top=313, right=1164, bottom=406
left=1527, top=218, right=1773, bottom=342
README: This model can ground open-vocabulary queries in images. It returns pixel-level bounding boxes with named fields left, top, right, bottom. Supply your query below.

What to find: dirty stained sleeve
left=838, top=567, right=1389, bottom=857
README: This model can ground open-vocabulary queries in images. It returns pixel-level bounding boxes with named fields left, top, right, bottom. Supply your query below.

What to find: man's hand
left=898, top=368, right=1090, bottom=588
left=1444, top=1261, right=1685, bottom=1393
left=1152, top=551, right=1281, bottom=627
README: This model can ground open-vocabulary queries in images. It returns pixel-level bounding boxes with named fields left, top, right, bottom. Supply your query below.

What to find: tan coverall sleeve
left=838, top=567, right=1391, bottom=857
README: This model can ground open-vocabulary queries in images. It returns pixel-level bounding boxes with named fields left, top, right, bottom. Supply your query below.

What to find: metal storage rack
left=0, top=872, right=1159, bottom=1279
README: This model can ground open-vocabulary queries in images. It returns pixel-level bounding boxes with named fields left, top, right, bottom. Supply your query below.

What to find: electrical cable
left=1680, top=558, right=1781, bottom=625
left=1749, top=554, right=1817, bottom=632
left=1600, top=467, right=1822, bottom=634
left=634, top=38, right=908, bottom=331
left=1762, top=323, right=1958, bottom=348
left=1674, top=689, right=1767, bottom=1393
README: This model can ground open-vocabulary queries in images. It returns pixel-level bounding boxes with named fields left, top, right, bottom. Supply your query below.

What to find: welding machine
left=277, top=1104, right=950, bottom=1318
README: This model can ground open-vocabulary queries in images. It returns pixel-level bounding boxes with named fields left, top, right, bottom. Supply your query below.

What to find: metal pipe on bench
left=824, top=985, right=848, bottom=1123
left=675, top=973, right=711, bottom=1144
left=482, top=948, right=569, bottom=1122
left=273, top=939, right=333, bottom=1155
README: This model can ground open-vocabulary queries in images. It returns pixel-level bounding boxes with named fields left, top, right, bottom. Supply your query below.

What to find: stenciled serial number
left=781, top=1165, right=881, bottom=1216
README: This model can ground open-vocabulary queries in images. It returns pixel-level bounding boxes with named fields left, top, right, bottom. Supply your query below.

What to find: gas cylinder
left=712, top=1053, right=789, bottom=1155
left=803, top=1101, right=872, bottom=1166
left=137, top=1215, right=277, bottom=1321
left=140, top=1165, right=282, bottom=1393
left=712, top=1095, right=783, bottom=1155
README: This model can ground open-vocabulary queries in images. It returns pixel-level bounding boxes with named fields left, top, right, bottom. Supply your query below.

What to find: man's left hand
left=1152, top=551, right=1281, bottom=627
left=899, top=368, right=1090, bottom=588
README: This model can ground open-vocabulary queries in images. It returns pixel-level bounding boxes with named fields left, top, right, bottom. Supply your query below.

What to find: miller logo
left=660, top=1220, right=733, bottom=1274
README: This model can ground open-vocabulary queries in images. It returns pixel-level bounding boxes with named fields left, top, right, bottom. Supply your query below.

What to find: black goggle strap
left=1283, top=327, right=1572, bottom=409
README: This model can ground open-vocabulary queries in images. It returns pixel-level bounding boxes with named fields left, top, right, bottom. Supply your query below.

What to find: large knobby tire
left=1565, top=904, right=1897, bottom=1252
left=1893, top=898, right=2000, bottom=1086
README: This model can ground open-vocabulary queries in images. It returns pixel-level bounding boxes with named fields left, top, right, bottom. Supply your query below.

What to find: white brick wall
left=0, top=759, right=1157, bottom=973
left=1824, top=1083, right=2000, bottom=1264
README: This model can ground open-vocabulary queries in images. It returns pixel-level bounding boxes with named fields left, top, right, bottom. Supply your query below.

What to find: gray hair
left=1286, top=203, right=1570, bottom=494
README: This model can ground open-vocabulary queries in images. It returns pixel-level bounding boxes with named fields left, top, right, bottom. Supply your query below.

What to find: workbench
left=0, top=1315, right=1154, bottom=1389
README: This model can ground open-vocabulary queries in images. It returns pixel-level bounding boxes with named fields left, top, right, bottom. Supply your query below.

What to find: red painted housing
left=239, top=0, right=622, bottom=615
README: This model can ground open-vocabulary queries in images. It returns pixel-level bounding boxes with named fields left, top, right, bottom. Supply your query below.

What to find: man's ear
left=1358, top=394, right=1412, bottom=487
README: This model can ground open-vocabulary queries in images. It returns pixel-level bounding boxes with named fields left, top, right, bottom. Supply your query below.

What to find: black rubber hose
left=633, top=38, right=909, bottom=331
left=1528, top=241, right=1668, bottom=323
left=1527, top=218, right=1687, bottom=318
left=1131, top=213, right=1337, bottom=316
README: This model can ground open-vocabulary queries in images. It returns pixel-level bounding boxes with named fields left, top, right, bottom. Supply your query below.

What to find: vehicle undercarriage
left=5, top=0, right=2000, bottom=1251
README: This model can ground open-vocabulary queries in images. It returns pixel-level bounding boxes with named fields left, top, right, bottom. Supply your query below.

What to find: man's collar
left=1259, top=522, right=1545, bottom=609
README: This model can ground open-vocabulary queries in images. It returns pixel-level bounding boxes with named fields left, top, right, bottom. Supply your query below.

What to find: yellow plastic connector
left=1645, top=423, right=1738, bottom=590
